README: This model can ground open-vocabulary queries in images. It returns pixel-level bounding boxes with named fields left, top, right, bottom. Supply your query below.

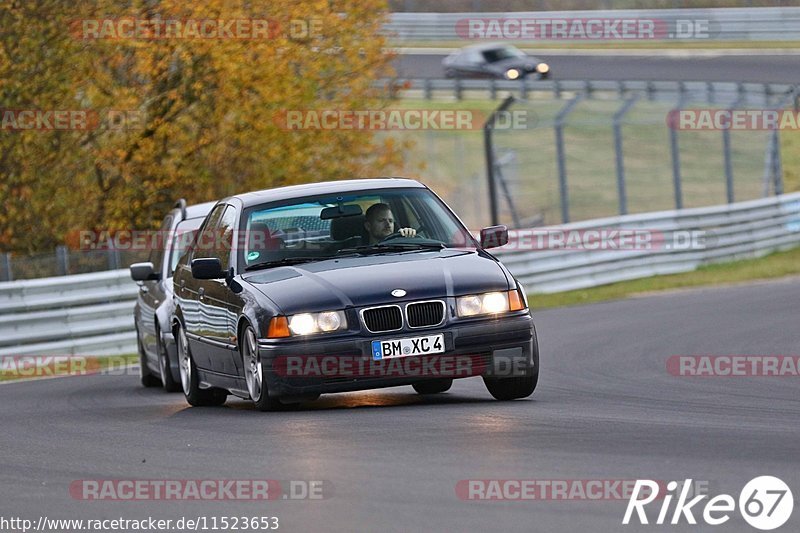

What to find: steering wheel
left=379, top=225, right=426, bottom=243
left=379, top=230, right=405, bottom=242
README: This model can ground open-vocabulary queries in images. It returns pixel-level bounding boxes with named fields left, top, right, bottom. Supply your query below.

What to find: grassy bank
left=528, top=245, right=800, bottom=309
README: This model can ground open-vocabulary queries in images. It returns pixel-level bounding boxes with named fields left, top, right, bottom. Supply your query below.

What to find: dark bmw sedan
left=172, top=178, right=539, bottom=411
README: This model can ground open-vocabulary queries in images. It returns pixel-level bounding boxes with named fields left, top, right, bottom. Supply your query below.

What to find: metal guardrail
left=385, top=78, right=798, bottom=107
left=0, top=192, right=798, bottom=356
left=385, top=7, right=800, bottom=42
left=494, top=191, right=800, bottom=293
left=0, top=270, right=137, bottom=356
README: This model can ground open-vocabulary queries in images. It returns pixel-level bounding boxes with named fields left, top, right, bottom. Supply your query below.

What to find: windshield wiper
left=337, top=242, right=445, bottom=255
left=244, top=257, right=323, bottom=271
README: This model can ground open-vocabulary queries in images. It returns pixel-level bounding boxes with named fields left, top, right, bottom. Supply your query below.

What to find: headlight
left=505, top=68, right=520, bottom=80
left=536, top=63, right=549, bottom=74
left=457, top=290, right=526, bottom=317
left=281, top=310, right=348, bottom=336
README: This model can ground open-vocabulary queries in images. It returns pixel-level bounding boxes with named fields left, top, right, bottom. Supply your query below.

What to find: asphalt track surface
left=394, top=53, right=800, bottom=83
left=1, top=278, right=798, bottom=532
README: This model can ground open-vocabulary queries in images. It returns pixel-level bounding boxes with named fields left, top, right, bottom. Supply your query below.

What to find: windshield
left=239, top=187, right=475, bottom=271
left=482, top=46, right=525, bottom=63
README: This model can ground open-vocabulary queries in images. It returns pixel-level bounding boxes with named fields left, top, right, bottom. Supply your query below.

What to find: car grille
left=406, top=301, right=445, bottom=328
left=362, top=305, right=403, bottom=333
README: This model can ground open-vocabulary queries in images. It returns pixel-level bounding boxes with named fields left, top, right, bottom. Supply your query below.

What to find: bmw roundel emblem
left=391, top=289, right=406, bottom=298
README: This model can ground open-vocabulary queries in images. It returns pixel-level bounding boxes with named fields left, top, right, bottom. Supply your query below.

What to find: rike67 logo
left=623, top=477, right=793, bottom=530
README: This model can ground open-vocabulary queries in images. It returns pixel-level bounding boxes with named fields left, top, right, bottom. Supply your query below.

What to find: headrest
left=330, top=214, right=366, bottom=241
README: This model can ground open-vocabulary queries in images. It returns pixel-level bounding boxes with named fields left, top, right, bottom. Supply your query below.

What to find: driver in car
left=364, top=203, right=417, bottom=244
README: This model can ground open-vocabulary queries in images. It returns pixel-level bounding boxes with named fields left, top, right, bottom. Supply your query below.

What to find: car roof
left=184, top=201, right=217, bottom=219
left=459, top=43, right=519, bottom=53
left=168, top=200, right=217, bottom=224
left=229, top=178, right=427, bottom=208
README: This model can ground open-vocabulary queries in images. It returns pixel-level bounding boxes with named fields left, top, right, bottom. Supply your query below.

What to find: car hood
left=242, top=249, right=510, bottom=314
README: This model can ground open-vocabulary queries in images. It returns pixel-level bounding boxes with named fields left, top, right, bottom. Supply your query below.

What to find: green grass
left=528, top=246, right=800, bottom=310
left=0, top=354, right=138, bottom=382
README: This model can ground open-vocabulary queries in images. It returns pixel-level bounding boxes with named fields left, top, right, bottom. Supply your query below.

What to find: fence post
left=613, top=95, right=639, bottom=216
left=554, top=94, right=584, bottom=224
left=722, top=93, right=744, bottom=204
left=55, top=245, right=69, bottom=276
left=669, top=90, right=687, bottom=210
left=484, top=96, right=515, bottom=226
left=2, top=253, right=12, bottom=282
left=773, top=129, right=784, bottom=196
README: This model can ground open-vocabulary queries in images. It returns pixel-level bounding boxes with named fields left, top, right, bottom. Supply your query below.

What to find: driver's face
left=365, top=209, right=394, bottom=241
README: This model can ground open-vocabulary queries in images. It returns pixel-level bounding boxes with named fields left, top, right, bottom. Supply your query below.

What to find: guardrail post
left=55, top=245, right=69, bottom=276
left=553, top=80, right=561, bottom=99
left=2, top=253, right=12, bottom=282
left=489, top=79, right=497, bottom=100
left=455, top=78, right=462, bottom=101
left=554, top=94, right=584, bottom=224
left=107, top=247, right=120, bottom=270
left=484, top=96, right=515, bottom=226
left=424, top=78, right=432, bottom=100
left=613, top=95, right=640, bottom=216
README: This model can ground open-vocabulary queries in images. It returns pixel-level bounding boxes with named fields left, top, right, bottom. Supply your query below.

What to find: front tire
left=176, top=323, right=227, bottom=407
left=242, top=324, right=282, bottom=412
left=138, top=331, right=160, bottom=388
left=157, top=325, right=181, bottom=393
left=483, top=328, right=540, bottom=401
left=412, top=378, right=453, bottom=395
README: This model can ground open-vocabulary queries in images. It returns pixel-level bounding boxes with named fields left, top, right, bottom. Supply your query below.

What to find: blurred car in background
left=442, top=43, right=550, bottom=80
left=130, top=199, right=216, bottom=391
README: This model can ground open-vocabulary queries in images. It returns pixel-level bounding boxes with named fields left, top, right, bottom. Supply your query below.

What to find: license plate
left=371, top=334, right=445, bottom=360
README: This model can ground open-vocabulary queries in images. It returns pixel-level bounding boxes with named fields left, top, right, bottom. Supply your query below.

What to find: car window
left=168, top=217, right=204, bottom=276
left=482, top=46, right=524, bottom=63
left=192, top=204, right=226, bottom=263
left=239, top=188, right=475, bottom=271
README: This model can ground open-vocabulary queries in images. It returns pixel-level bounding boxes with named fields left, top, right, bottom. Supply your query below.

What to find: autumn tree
left=0, top=0, right=408, bottom=253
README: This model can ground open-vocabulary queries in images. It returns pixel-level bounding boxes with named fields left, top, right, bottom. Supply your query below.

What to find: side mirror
left=130, top=262, right=159, bottom=281
left=191, top=257, right=224, bottom=279
left=480, top=225, right=509, bottom=249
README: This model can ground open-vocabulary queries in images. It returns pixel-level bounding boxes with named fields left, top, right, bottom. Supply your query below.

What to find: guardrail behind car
left=0, top=192, right=798, bottom=357
left=0, top=269, right=137, bottom=357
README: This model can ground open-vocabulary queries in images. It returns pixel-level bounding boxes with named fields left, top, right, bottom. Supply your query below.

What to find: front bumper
left=258, top=313, right=535, bottom=398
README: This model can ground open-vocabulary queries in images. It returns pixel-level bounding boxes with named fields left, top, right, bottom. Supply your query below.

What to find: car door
left=181, top=203, right=226, bottom=369
left=199, top=204, right=241, bottom=375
